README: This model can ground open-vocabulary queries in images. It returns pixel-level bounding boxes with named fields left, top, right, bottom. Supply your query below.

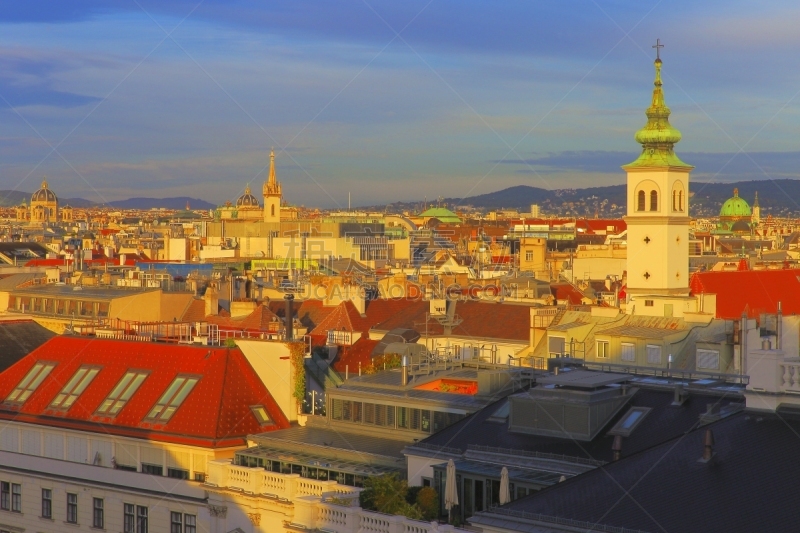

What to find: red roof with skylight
left=0, top=336, right=289, bottom=447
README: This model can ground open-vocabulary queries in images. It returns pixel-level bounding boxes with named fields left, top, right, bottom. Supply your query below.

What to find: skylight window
left=608, top=407, right=652, bottom=437
left=50, top=366, right=101, bottom=409
left=6, top=362, right=56, bottom=404
left=146, top=376, right=199, bottom=422
left=251, top=405, right=273, bottom=425
left=96, top=371, right=148, bottom=416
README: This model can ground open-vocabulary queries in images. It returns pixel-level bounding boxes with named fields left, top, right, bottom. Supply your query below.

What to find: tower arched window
left=637, top=190, right=646, bottom=212
left=271, top=205, right=275, bottom=217
left=678, top=190, right=683, bottom=211
left=672, top=191, right=677, bottom=211
left=650, top=190, right=658, bottom=211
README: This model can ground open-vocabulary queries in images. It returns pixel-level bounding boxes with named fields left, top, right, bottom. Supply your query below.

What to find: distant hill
left=0, top=191, right=214, bottom=211
left=0, top=190, right=95, bottom=208
left=374, top=179, right=800, bottom=218
left=106, top=197, right=215, bottom=210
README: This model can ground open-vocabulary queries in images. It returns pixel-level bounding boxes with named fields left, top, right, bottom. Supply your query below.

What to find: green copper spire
left=623, top=48, right=693, bottom=170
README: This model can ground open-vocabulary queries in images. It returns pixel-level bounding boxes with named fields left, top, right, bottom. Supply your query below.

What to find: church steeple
left=262, top=147, right=282, bottom=223
left=263, top=148, right=282, bottom=198
left=624, top=44, right=693, bottom=170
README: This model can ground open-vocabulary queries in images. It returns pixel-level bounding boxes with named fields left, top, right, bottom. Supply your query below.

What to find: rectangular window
left=42, top=488, right=52, bottom=518
left=621, top=342, right=636, bottom=362
left=646, top=345, right=662, bottom=365
left=548, top=336, right=565, bottom=356
left=167, top=468, right=189, bottom=480
left=250, top=405, right=272, bottom=425
left=10, top=484, right=20, bottom=512
left=525, top=250, right=533, bottom=261
left=644, top=300, right=654, bottom=307
left=596, top=341, right=609, bottom=359
left=96, top=371, right=148, bottom=416
left=93, top=497, right=104, bottom=528
left=146, top=377, right=198, bottom=422
left=342, top=400, right=351, bottom=421
left=66, top=492, right=78, bottom=524
left=697, top=349, right=720, bottom=370
left=352, top=401, right=363, bottom=423
left=137, top=505, right=148, bottom=533
left=397, top=407, right=408, bottom=429
left=409, top=408, right=421, bottom=430
left=141, top=464, right=163, bottom=476
left=375, top=404, right=387, bottom=426
left=0, top=482, right=8, bottom=510
left=421, top=410, right=431, bottom=432
left=6, top=362, right=56, bottom=404
left=124, top=503, right=135, bottom=533
left=386, top=405, right=395, bottom=428
left=331, top=398, right=342, bottom=420
left=171, top=511, right=183, bottom=533
left=184, top=514, right=196, bottom=533
left=51, top=366, right=101, bottom=409
left=364, top=403, right=375, bottom=424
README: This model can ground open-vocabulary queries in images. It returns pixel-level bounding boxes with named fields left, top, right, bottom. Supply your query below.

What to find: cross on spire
left=652, top=38, right=664, bottom=60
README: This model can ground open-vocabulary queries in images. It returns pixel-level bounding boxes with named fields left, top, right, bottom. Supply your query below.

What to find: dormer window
left=146, top=376, right=199, bottom=422
left=96, top=371, right=148, bottom=417
left=51, top=366, right=101, bottom=410
left=6, top=362, right=56, bottom=405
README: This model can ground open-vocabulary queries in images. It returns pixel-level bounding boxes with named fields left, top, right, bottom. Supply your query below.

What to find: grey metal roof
left=0, top=273, right=40, bottom=290
left=537, top=369, right=630, bottom=389
left=249, top=426, right=409, bottom=460
left=12, top=284, right=158, bottom=300
left=547, top=321, right=589, bottom=332
left=596, top=325, right=688, bottom=339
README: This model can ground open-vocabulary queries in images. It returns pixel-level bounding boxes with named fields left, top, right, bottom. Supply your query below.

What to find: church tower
left=623, top=43, right=692, bottom=299
left=752, top=191, right=760, bottom=225
left=263, top=148, right=282, bottom=223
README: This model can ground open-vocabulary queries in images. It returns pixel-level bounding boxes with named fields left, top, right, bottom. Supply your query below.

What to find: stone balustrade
left=206, top=460, right=361, bottom=502
left=780, top=361, right=800, bottom=393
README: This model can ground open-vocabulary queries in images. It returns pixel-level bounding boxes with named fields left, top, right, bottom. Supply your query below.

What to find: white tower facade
left=263, top=148, right=282, bottom=224
left=624, top=52, right=692, bottom=298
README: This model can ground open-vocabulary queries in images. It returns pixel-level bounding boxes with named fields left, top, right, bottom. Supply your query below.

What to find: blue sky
left=2, top=0, right=800, bottom=207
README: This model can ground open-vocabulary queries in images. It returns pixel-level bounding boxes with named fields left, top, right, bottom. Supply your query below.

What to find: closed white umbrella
left=444, top=459, right=459, bottom=522
left=499, top=466, right=511, bottom=505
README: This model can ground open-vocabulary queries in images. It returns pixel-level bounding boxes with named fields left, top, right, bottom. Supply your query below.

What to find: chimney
left=284, top=293, right=295, bottom=341
left=612, top=435, right=623, bottom=461
left=698, top=429, right=715, bottom=463
left=401, top=355, right=409, bottom=386
left=672, top=383, right=688, bottom=406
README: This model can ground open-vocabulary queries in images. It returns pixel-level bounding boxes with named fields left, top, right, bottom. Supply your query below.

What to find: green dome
left=720, top=189, right=751, bottom=218
left=420, top=207, right=461, bottom=224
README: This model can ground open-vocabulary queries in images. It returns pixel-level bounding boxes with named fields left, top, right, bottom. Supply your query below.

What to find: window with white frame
left=697, top=349, right=720, bottom=370
left=596, top=341, right=610, bottom=358
left=646, top=345, right=662, bottom=365
left=621, top=342, right=635, bottom=362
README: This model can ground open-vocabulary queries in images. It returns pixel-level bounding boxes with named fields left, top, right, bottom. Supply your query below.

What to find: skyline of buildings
left=3, top=4, right=800, bottom=533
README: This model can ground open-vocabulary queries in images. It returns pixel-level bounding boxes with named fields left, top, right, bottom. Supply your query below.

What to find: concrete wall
left=109, top=291, right=163, bottom=322
left=236, top=339, right=297, bottom=422
left=0, top=450, right=210, bottom=533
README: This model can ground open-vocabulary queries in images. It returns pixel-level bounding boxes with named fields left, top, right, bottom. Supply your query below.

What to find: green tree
left=360, top=473, right=422, bottom=519
left=415, top=487, right=438, bottom=521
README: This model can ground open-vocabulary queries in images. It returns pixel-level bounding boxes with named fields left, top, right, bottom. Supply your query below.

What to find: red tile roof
left=206, top=304, right=282, bottom=333
left=180, top=298, right=206, bottom=322
left=331, top=338, right=380, bottom=373
left=690, top=269, right=800, bottom=319
left=0, top=336, right=289, bottom=447
left=550, top=282, right=588, bottom=305
left=371, top=299, right=530, bottom=342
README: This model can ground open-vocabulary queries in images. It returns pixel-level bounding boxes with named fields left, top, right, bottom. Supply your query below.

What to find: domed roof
left=720, top=188, right=751, bottom=218
left=31, top=178, right=57, bottom=203
left=236, top=185, right=259, bottom=208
